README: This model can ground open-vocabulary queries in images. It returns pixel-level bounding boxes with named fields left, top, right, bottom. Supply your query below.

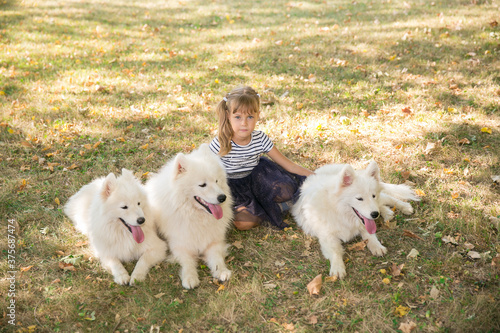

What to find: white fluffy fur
left=146, top=144, right=234, bottom=289
left=292, top=160, right=419, bottom=278
left=64, top=169, right=167, bottom=285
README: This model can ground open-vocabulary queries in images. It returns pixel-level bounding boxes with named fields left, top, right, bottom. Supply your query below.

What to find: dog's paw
left=400, top=203, right=414, bottom=215
left=214, top=268, right=232, bottom=282
left=181, top=274, right=200, bottom=289
left=129, top=271, right=147, bottom=285
left=329, top=264, right=346, bottom=279
left=368, top=243, right=387, bottom=257
left=113, top=272, right=131, bottom=285
left=380, top=206, right=394, bottom=221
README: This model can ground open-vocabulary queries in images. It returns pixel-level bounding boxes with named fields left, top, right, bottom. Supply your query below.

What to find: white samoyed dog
left=146, top=144, right=234, bottom=289
left=292, top=160, right=419, bottom=278
left=64, top=169, right=167, bottom=285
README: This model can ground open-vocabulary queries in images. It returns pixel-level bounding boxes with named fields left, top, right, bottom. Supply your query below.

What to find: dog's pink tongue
left=208, top=203, right=223, bottom=220
left=364, top=218, right=377, bottom=234
left=130, top=225, right=145, bottom=243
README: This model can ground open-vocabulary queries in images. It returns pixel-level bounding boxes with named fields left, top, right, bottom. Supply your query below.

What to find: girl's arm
left=267, top=146, right=314, bottom=177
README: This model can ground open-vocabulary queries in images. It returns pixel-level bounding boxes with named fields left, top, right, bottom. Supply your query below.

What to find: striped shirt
left=209, top=130, right=274, bottom=179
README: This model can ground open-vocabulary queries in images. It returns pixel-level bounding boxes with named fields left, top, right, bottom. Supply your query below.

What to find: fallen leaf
left=458, top=138, right=470, bottom=145
left=403, top=230, right=423, bottom=240
left=58, top=262, right=76, bottom=271
left=467, top=251, right=481, bottom=259
left=154, top=293, right=166, bottom=298
left=307, top=274, right=322, bottom=296
left=492, top=254, right=500, bottom=269
left=347, top=239, right=368, bottom=251
left=54, top=197, right=60, bottom=206
left=384, top=219, right=397, bottom=229
left=414, top=189, right=426, bottom=197
left=399, top=321, right=417, bottom=333
left=61, top=254, right=83, bottom=265
left=394, top=305, right=410, bottom=317
left=308, top=315, right=318, bottom=324
left=430, top=285, right=440, bottom=299
left=424, top=142, right=437, bottom=154
left=391, top=263, right=404, bottom=277
left=20, top=265, right=33, bottom=272
left=463, top=242, right=475, bottom=250
left=21, top=141, right=33, bottom=148
left=407, top=248, right=419, bottom=259
left=402, top=106, right=412, bottom=115
left=232, top=240, right=243, bottom=249
left=324, top=275, right=338, bottom=283
left=216, top=284, right=225, bottom=292
left=75, top=240, right=89, bottom=247
left=382, top=278, right=391, bottom=284
left=274, top=260, right=285, bottom=267
left=491, top=175, right=500, bottom=183
left=442, top=235, right=458, bottom=245
left=263, top=283, right=277, bottom=289
left=480, top=127, right=492, bottom=134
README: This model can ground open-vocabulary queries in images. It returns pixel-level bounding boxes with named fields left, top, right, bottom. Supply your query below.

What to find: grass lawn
left=1, top=0, right=499, bottom=331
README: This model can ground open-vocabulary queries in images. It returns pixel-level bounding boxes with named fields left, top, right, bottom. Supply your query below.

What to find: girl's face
left=229, top=107, right=259, bottom=145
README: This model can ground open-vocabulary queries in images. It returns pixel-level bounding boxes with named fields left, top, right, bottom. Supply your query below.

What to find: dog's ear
left=340, top=165, right=355, bottom=187
left=102, top=173, right=117, bottom=199
left=365, top=160, right=380, bottom=181
left=198, top=143, right=211, bottom=155
left=173, top=153, right=188, bottom=178
left=121, top=168, right=134, bottom=179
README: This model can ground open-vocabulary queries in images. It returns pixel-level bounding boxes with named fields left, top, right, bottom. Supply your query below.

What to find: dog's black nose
left=217, top=194, right=226, bottom=203
left=137, top=217, right=145, bottom=225
left=370, top=211, right=379, bottom=219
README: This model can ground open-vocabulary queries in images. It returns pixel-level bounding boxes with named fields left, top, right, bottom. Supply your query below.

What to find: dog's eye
left=121, top=206, right=128, bottom=209
left=199, top=183, right=206, bottom=187
left=372, top=194, right=376, bottom=198
left=138, top=202, right=141, bottom=206
left=356, top=197, right=363, bottom=201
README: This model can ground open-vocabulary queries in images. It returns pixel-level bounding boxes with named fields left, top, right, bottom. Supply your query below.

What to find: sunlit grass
left=1, top=0, right=499, bottom=331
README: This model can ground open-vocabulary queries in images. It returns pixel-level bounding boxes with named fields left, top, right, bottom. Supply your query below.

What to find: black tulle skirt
left=228, top=157, right=306, bottom=229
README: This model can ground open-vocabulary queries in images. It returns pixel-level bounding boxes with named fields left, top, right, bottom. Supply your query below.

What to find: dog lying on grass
left=146, top=144, right=234, bottom=289
left=64, top=169, right=167, bottom=285
left=292, top=161, right=419, bottom=278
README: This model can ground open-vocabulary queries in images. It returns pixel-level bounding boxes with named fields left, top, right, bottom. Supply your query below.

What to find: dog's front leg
left=172, top=249, right=200, bottom=289
left=204, top=242, right=231, bottom=282
left=379, top=193, right=413, bottom=215
left=129, top=242, right=167, bottom=285
left=101, top=257, right=130, bottom=285
left=318, top=235, right=346, bottom=278
left=360, top=230, right=387, bottom=257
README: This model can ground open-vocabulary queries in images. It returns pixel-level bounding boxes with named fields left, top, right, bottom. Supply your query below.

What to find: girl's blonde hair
left=216, top=86, right=260, bottom=156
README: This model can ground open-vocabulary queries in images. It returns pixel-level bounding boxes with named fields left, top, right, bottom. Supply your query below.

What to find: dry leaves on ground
left=307, top=274, right=322, bottom=296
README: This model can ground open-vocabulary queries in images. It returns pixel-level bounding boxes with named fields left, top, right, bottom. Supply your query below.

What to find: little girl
left=209, top=86, right=313, bottom=231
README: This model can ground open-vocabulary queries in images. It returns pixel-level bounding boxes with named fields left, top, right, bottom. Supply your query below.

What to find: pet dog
left=146, top=144, right=234, bottom=289
left=292, top=161, right=419, bottom=278
left=64, top=169, right=167, bottom=285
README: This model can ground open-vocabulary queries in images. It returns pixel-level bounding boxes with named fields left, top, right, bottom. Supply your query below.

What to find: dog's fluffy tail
left=381, top=183, right=420, bottom=202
